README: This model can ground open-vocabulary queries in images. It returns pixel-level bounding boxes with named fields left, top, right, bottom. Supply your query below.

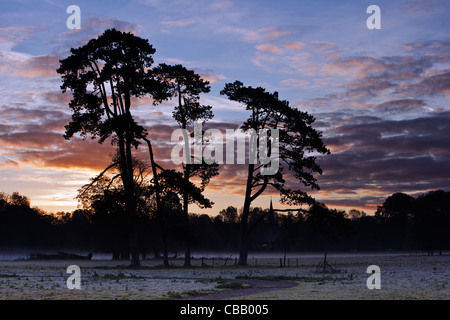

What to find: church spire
left=268, top=197, right=275, bottom=225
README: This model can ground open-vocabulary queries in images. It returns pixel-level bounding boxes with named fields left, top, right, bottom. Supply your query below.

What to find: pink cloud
left=209, top=0, right=234, bottom=10
left=0, top=25, right=46, bottom=47
left=161, top=18, right=200, bottom=28
left=251, top=53, right=277, bottom=67
left=192, top=67, right=227, bottom=84
left=11, top=54, right=60, bottom=78
left=281, top=78, right=310, bottom=88
left=322, top=57, right=389, bottom=78
left=255, top=44, right=282, bottom=53
left=200, top=73, right=226, bottom=84
left=240, top=27, right=291, bottom=43
left=283, top=41, right=306, bottom=51
left=310, top=40, right=337, bottom=52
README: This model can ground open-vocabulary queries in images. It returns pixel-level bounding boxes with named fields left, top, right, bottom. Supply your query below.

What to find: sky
left=0, top=0, right=449, bottom=215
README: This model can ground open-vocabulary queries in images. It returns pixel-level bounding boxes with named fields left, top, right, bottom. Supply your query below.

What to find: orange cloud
left=0, top=159, right=20, bottom=170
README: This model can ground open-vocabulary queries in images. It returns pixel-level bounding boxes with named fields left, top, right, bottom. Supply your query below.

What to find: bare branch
left=79, top=161, right=120, bottom=196
left=250, top=176, right=268, bottom=202
left=106, top=174, right=122, bottom=190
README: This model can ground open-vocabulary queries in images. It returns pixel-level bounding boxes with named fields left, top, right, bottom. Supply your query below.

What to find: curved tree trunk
left=144, top=138, right=169, bottom=268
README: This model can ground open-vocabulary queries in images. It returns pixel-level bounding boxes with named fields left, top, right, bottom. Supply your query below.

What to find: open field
left=0, top=252, right=448, bottom=300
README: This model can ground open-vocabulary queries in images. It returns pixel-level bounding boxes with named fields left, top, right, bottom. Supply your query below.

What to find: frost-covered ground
left=0, top=253, right=448, bottom=299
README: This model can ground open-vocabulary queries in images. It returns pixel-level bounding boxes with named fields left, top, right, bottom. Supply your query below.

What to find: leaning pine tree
left=153, top=63, right=218, bottom=267
left=57, top=28, right=167, bottom=267
left=221, top=81, right=330, bottom=265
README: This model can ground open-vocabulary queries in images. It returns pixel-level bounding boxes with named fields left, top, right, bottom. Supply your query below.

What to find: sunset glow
left=1, top=0, right=449, bottom=215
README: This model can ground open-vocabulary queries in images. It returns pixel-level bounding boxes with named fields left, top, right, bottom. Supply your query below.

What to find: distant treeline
left=0, top=190, right=449, bottom=258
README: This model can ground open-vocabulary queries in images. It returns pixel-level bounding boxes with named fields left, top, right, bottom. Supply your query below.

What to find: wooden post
left=280, top=258, right=283, bottom=267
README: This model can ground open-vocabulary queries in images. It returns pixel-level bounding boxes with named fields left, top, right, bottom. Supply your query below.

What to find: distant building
left=262, top=199, right=279, bottom=247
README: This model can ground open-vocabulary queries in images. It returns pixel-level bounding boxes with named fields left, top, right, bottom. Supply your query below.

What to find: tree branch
left=91, top=61, right=114, bottom=118
left=80, top=161, right=120, bottom=196
left=106, top=174, right=122, bottom=190
left=250, top=176, right=268, bottom=202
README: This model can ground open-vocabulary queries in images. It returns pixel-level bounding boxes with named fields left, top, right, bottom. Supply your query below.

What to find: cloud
left=0, top=159, right=20, bottom=170
left=310, top=41, right=337, bottom=52
left=192, top=67, right=226, bottom=84
left=396, top=70, right=450, bottom=97
left=374, top=99, right=429, bottom=113
left=0, top=25, right=46, bottom=47
left=251, top=53, right=278, bottom=67
left=322, top=56, right=390, bottom=78
left=161, top=18, right=201, bottom=28
left=161, top=57, right=186, bottom=64
left=209, top=0, right=234, bottom=11
left=15, top=138, right=114, bottom=171
left=199, top=73, right=226, bottom=84
left=398, top=0, right=447, bottom=14
left=285, top=53, right=320, bottom=77
left=280, top=78, right=310, bottom=88
left=51, top=18, right=143, bottom=53
left=0, top=40, right=57, bottom=78
left=233, top=26, right=291, bottom=43
left=255, top=44, right=282, bottom=53
left=316, top=45, right=450, bottom=108
left=10, top=54, right=60, bottom=78
left=0, top=104, right=122, bottom=172
left=283, top=41, right=306, bottom=51
left=1, top=19, right=143, bottom=80
left=317, top=112, right=450, bottom=194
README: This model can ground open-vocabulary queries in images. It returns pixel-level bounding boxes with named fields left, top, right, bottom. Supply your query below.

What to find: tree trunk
left=180, top=115, right=192, bottom=267
left=126, top=137, right=141, bottom=267
left=238, top=163, right=255, bottom=266
left=145, top=138, right=169, bottom=268
left=118, top=128, right=141, bottom=268
left=183, top=162, right=191, bottom=267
